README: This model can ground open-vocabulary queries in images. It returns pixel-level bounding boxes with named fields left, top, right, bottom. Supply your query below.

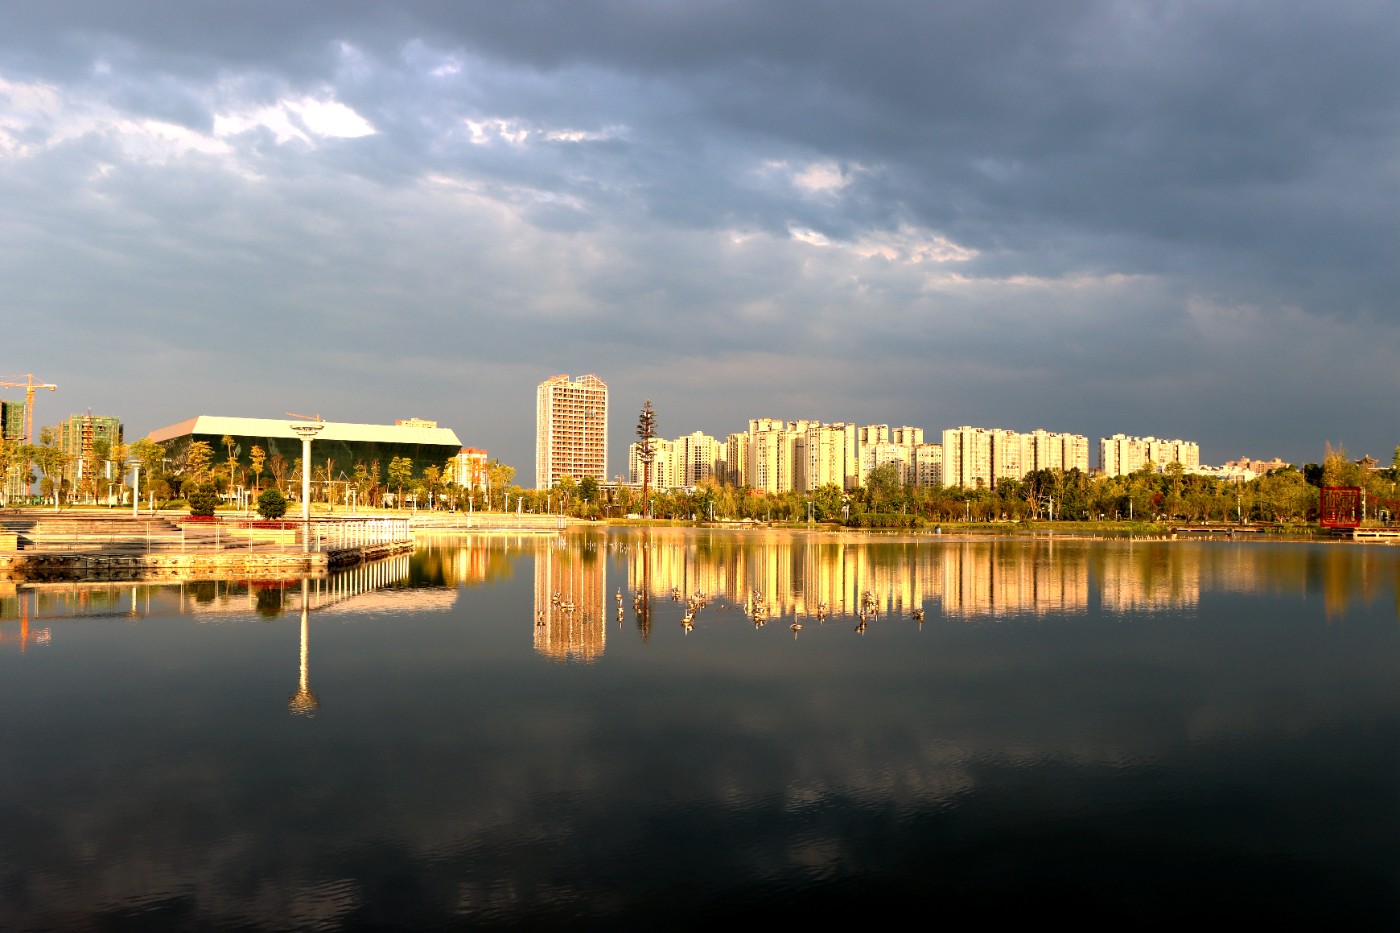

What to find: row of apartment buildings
left=530, top=373, right=1207, bottom=494
left=627, top=421, right=1200, bottom=493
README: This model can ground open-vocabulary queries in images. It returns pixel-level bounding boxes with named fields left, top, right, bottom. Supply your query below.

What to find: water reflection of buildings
left=533, top=537, right=607, bottom=662
left=940, top=541, right=1089, bottom=618
left=1098, top=543, right=1201, bottom=613
left=620, top=536, right=1273, bottom=621
left=629, top=537, right=933, bottom=620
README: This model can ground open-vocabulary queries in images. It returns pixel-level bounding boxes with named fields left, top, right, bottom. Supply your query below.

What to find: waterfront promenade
left=0, top=509, right=414, bottom=581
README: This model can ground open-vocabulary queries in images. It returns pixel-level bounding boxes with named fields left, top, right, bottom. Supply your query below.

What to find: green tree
left=636, top=400, right=656, bottom=517
left=422, top=464, right=442, bottom=509
left=249, top=444, right=266, bottom=494
left=485, top=459, right=515, bottom=509
left=257, top=488, right=288, bottom=519
left=183, top=440, right=214, bottom=487
left=130, top=437, right=163, bottom=476
left=556, top=475, right=577, bottom=513
left=221, top=434, right=239, bottom=494
left=864, top=463, right=903, bottom=513
left=1256, top=467, right=1315, bottom=522
left=187, top=483, right=219, bottom=517
left=1322, top=443, right=1364, bottom=488
left=388, top=456, right=413, bottom=507
left=34, top=426, right=68, bottom=507
left=269, top=453, right=288, bottom=493
left=579, top=475, right=599, bottom=504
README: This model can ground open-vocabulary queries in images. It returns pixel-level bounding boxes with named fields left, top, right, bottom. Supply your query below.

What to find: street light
left=127, top=458, right=141, bottom=517
left=290, top=423, right=324, bottom=552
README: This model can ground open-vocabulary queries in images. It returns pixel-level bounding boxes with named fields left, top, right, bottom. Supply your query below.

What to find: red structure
left=1319, top=486, right=1362, bottom=528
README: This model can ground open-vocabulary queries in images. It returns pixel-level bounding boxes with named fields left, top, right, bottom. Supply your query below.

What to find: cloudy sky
left=3, top=1, right=1397, bottom=476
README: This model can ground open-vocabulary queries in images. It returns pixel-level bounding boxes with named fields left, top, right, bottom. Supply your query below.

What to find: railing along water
left=312, top=518, right=412, bottom=552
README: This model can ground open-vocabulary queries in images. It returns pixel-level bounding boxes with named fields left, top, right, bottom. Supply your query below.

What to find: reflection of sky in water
left=2, top=535, right=1399, bottom=926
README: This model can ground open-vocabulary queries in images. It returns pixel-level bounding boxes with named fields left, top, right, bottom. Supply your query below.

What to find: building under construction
left=0, top=400, right=24, bottom=441
left=55, top=413, right=124, bottom=495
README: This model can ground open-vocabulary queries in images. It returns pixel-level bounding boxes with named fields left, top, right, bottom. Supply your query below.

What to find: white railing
left=5, top=518, right=413, bottom=554
left=314, top=518, right=413, bottom=552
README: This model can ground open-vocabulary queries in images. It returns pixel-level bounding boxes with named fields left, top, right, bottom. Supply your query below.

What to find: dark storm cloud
left=1, top=1, right=1397, bottom=469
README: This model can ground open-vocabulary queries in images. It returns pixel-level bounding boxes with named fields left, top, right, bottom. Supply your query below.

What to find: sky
left=3, top=0, right=1398, bottom=479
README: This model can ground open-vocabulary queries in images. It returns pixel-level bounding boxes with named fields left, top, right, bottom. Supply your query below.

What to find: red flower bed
left=179, top=515, right=223, bottom=524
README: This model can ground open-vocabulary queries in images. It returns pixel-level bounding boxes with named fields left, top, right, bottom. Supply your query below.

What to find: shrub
left=845, top=512, right=924, bottom=529
left=257, top=488, right=288, bottom=520
left=186, top=484, right=219, bottom=517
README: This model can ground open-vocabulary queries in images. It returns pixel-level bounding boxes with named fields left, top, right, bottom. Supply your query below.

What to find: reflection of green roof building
left=147, top=416, right=464, bottom=494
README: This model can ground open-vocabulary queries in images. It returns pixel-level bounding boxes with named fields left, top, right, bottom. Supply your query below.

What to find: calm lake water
left=3, top=530, right=1399, bottom=929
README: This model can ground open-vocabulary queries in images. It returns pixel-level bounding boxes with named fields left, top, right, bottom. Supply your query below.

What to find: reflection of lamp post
left=288, top=578, right=319, bottom=717
left=127, top=458, right=141, bottom=517
left=290, top=423, right=324, bottom=552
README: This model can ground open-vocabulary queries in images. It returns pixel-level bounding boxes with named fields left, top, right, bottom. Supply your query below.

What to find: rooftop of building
left=147, top=415, right=462, bottom=448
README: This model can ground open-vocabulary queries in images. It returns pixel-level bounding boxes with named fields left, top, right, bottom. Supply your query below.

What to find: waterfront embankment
left=0, top=510, right=412, bottom=581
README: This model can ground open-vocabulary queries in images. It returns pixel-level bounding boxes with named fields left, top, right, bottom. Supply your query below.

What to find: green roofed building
left=148, top=416, right=464, bottom=500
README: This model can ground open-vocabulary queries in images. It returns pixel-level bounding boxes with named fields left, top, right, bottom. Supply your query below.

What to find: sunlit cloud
left=214, top=96, right=375, bottom=143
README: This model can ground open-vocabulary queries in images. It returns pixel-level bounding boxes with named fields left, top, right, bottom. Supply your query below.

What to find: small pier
left=1170, top=525, right=1266, bottom=536
left=1349, top=527, right=1400, bottom=541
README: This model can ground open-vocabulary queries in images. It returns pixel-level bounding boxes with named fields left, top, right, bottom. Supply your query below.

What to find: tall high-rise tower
left=536, top=374, right=608, bottom=489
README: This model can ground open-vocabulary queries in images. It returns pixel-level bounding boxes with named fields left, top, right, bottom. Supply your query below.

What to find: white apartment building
left=891, top=426, right=924, bottom=446
left=857, top=424, right=925, bottom=486
left=860, top=443, right=913, bottom=484
left=535, top=373, right=608, bottom=489
left=802, top=421, right=859, bottom=491
left=858, top=424, right=890, bottom=447
left=942, top=426, right=995, bottom=489
left=629, top=437, right=678, bottom=489
left=678, top=431, right=722, bottom=487
left=748, top=418, right=799, bottom=493
left=913, top=443, right=943, bottom=487
left=1099, top=434, right=1201, bottom=476
left=723, top=432, right=748, bottom=486
left=942, top=426, right=1089, bottom=488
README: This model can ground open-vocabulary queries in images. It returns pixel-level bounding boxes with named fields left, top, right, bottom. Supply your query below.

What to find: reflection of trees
left=412, top=536, right=518, bottom=588
left=255, top=585, right=286, bottom=619
left=635, top=532, right=652, bottom=643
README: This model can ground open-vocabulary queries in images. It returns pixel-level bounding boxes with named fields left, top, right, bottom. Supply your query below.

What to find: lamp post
left=290, top=423, right=324, bottom=552
left=127, top=458, right=141, bottom=517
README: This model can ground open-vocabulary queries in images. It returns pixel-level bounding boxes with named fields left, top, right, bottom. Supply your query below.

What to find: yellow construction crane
left=0, top=374, right=57, bottom=443
left=286, top=412, right=324, bottom=422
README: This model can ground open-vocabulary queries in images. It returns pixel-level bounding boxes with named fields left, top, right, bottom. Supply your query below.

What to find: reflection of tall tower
left=288, top=579, right=320, bottom=716
left=533, top=538, right=607, bottom=661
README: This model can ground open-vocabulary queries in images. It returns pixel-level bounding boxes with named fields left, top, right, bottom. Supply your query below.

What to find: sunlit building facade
left=536, top=373, right=608, bottom=489
left=450, top=447, right=489, bottom=488
left=1099, top=434, right=1201, bottom=476
left=913, top=443, right=943, bottom=487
